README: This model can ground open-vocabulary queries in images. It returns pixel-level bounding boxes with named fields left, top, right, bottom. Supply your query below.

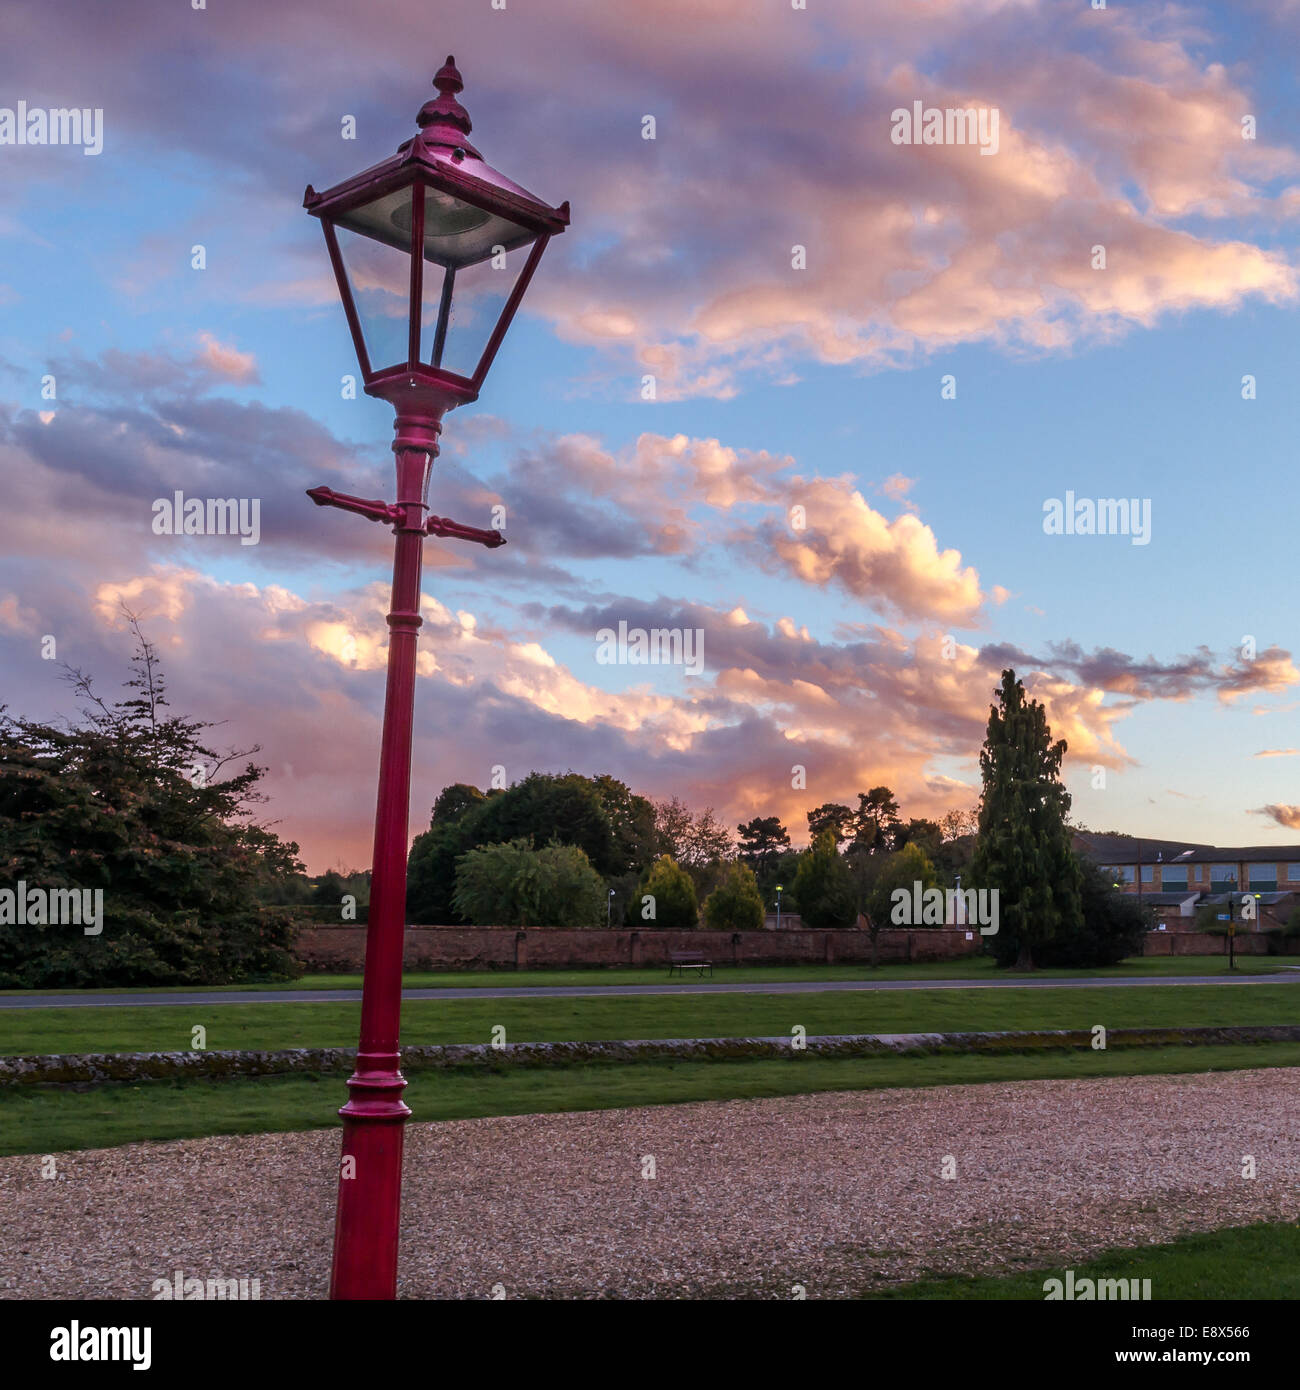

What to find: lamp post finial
left=419, top=55, right=472, bottom=141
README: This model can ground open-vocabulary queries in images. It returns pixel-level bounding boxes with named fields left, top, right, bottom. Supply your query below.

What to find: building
left=1074, top=833, right=1300, bottom=932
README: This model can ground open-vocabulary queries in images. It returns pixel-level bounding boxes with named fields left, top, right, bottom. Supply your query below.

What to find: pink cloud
left=195, top=333, right=260, bottom=384
left=756, top=477, right=986, bottom=625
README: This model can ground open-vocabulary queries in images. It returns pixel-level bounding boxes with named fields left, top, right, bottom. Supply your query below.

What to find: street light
left=304, top=56, right=569, bottom=1302
left=607, top=889, right=615, bottom=929
left=775, top=884, right=783, bottom=931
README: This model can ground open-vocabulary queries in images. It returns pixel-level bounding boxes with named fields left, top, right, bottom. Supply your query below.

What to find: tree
left=653, top=796, right=695, bottom=862
left=895, top=817, right=943, bottom=864
left=430, top=782, right=487, bottom=827
left=851, top=786, right=902, bottom=855
left=737, top=816, right=791, bottom=883
left=793, top=828, right=858, bottom=929
left=653, top=796, right=732, bottom=870
left=452, top=839, right=605, bottom=927
left=0, top=618, right=300, bottom=987
left=806, top=802, right=853, bottom=847
left=860, top=842, right=939, bottom=968
left=311, top=869, right=348, bottom=909
left=940, top=807, right=979, bottom=841
left=406, top=817, right=474, bottom=925
left=1032, top=857, right=1148, bottom=967
left=968, top=670, right=1083, bottom=970
left=634, top=854, right=699, bottom=929
left=304, top=867, right=370, bottom=923
left=589, top=774, right=658, bottom=878
left=703, top=861, right=765, bottom=932
left=471, top=773, right=618, bottom=874
left=687, top=806, right=735, bottom=867
left=407, top=771, right=621, bottom=924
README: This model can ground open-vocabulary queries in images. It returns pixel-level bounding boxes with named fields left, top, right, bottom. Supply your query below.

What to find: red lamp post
left=304, top=56, right=569, bottom=1301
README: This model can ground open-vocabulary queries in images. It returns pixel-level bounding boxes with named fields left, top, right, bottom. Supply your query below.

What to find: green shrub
left=1028, top=858, right=1151, bottom=967
left=452, top=839, right=605, bottom=927
left=634, top=855, right=699, bottom=929
left=861, top=842, right=939, bottom=931
left=703, top=862, right=764, bottom=932
left=793, top=829, right=858, bottom=930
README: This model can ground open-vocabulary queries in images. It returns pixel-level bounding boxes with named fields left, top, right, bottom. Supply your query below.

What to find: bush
left=451, top=839, right=605, bottom=927
left=1023, top=857, right=1150, bottom=968
left=861, top=842, right=939, bottom=931
left=634, top=855, right=699, bottom=929
left=793, top=829, right=858, bottom=929
left=703, top=862, right=764, bottom=931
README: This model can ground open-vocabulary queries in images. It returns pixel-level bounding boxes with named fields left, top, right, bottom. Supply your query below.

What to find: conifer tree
left=968, top=669, right=1082, bottom=970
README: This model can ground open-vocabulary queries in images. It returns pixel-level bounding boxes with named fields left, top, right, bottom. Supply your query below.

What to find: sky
left=2, top=0, right=1299, bottom=872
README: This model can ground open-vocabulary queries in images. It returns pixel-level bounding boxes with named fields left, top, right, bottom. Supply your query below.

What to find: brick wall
left=294, top=925, right=986, bottom=972
left=1142, top=930, right=1300, bottom=956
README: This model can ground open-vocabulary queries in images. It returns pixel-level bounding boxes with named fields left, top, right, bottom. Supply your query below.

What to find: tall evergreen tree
left=851, top=786, right=903, bottom=854
left=736, top=815, right=791, bottom=878
left=793, top=828, right=858, bottom=929
left=806, top=802, right=853, bottom=846
left=969, top=669, right=1082, bottom=970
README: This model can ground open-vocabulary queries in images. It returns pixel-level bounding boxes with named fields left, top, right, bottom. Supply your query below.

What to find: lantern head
left=304, top=57, right=570, bottom=413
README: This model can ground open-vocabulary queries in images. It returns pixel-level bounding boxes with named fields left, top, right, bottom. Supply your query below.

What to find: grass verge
left=4, top=1043, right=1299, bottom=1158
left=863, top=1221, right=1300, bottom=1300
left=3, top=982, right=1299, bottom=1056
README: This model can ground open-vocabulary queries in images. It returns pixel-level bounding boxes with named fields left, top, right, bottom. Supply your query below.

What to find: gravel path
left=3, top=1068, right=1298, bottom=1300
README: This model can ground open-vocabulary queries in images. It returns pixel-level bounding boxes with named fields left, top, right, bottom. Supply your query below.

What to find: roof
left=1199, top=891, right=1296, bottom=907
left=1075, top=832, right=1300, bottom=865
left=1173, top=846, right=1300, bottom=864
left=1073, top=832, right=1210, bottom=864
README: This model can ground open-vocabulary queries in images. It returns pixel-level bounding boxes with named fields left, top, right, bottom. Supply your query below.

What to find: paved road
left=1, top=971, right=1296, bottom=1009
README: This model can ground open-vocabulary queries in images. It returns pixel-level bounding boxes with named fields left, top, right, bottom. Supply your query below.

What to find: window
left=1248, top=864, right=1277, bottom=891
left=1209, top=863, right=1236, bottom=887
left=1282, top=861, right=1300, bottom=883
left=1102, top=865, right=1152, bottom=885
left=1161, top=866, right=1188, bottom=889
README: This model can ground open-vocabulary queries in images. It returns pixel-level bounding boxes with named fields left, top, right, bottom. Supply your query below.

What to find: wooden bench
left=668, top=949, right=713, bottom=978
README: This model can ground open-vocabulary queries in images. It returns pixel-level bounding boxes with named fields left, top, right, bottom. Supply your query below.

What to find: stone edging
left=5, top=1024, right=1300, bottom=1086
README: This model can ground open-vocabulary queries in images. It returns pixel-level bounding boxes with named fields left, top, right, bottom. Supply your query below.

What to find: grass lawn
left=863, top=1221, right=1300, bottom=1300
left=4, top=1043, right=1300, bottom=1157
left=2, top=982, right=1298, bottom=1055
left=0, top=954, right=1289, bottom=995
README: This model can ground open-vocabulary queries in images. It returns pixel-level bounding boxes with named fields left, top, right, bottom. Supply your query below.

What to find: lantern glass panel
left=420, top=239, right=534, bottom=379
left=334, top=223, right=412, bottom=376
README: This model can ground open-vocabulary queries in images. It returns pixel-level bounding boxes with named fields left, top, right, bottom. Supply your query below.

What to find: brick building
left=1074, top=832, right=1300, bottom=932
